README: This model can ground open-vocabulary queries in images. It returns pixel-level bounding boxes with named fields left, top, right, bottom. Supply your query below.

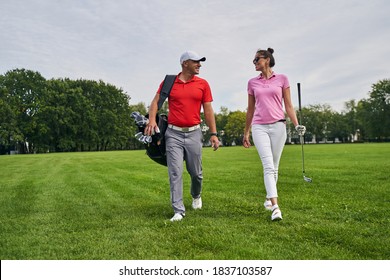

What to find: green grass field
left=0, top=143, right=389, bottom=260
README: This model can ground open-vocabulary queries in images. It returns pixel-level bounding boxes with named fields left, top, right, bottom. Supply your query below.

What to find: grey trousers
left=165, top=127, right=203, bottom=214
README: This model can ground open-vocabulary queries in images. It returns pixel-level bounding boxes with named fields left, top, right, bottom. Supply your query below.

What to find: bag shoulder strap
left=157, top=75, right=176, bottom=111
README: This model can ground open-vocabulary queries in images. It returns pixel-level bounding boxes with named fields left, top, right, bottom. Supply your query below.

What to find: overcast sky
left=1, top=0, right=389, bottom=113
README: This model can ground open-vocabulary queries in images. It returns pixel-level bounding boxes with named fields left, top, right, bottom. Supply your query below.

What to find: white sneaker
left=192, top=197, right=202, bottom=210
left=264, top=200, right=272, bottom=211
left=170, top=213, right=185, bottom=222
left=271, top=205, right=282, bottom=221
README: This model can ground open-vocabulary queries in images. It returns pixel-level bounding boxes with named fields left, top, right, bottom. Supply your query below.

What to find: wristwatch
left=210, top=132, right=218, bottom=137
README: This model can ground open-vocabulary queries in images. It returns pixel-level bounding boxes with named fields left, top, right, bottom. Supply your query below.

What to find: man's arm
left=203, top=102, right=219, bottom=151
left=144, top=93, right=160, bottom=136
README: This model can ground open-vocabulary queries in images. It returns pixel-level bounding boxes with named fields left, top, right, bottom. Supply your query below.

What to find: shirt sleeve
left=202, top=80, right=213, bottom=103
left=247, top=79, right=254, bottom=95
left=282, top=74, right=290, bottom=89
left=156, top=80, right=164, bottom=95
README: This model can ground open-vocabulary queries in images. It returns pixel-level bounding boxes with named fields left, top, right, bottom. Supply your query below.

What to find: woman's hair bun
left=267, top=48, right=274, bottom=54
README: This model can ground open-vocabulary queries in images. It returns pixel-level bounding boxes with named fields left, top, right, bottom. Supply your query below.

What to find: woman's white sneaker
left=271, top=205, right=282, bottom=221
left=264, top=200, right=272, bottom=211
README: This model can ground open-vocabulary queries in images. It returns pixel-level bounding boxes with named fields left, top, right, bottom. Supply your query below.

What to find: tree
left=41, top=79, right=88, bottom=152
left=224, top=110, right=246, bottom=146
left=364, top=79, right=390, bottom=140
left=0, top=81, right=18, bottom=154
left=215, top=106, right=229, bottom=146
left=327, top=111, right=349, bottom=142
left=0, top=69, right=47, bottom=153
left=297, top=104, right=333, bottom=143
left=72, top=79, right=132, bottom=151
left=129, top=102, right=147, bottom=116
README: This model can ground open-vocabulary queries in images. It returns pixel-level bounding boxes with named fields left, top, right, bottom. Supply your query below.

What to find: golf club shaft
left=297, top=82, right=302, bottom=114
left=300, top=135, right=306, bottom=174
left=297, top=83, right=306, bottom=174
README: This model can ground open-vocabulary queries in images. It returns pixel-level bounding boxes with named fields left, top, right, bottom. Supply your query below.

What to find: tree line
left=0, top=69, right=141, bottom=154
left=0, top=69, right=389, bottom=154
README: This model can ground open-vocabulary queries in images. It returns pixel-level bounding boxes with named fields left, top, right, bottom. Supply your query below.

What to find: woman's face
left=253, top=54, right=268, bottom=71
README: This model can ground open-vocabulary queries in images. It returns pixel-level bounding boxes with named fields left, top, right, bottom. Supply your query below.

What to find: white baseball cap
left=180, top=51, right=206, bottom=64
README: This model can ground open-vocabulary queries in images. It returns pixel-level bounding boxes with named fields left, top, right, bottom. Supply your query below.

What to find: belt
left=168, top=124, right=200, bottom=132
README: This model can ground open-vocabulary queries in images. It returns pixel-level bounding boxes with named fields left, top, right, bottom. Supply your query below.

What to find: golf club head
left=135, top=132, right=143, bottom=141
left=303, top=176, right=312, bottom=183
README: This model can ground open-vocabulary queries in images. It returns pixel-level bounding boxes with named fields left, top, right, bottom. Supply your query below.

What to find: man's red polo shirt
left=157, top=74, right=213, bottom=127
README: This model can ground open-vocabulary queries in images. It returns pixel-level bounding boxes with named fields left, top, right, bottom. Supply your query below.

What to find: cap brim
left=190, top=57, right=206, bottom=62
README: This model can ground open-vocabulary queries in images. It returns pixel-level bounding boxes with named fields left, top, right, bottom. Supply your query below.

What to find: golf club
left=297, top=83, right=312, bottom=183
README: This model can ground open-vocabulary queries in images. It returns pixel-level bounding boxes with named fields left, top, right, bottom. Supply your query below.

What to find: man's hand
left=144, top=119, right=158, bottom=136
left=211, top=135, right=219, bottom=151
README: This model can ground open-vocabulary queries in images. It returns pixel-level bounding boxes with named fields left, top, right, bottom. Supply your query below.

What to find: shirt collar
left=177, top=72, right=197, bottom=83
left=258, top=71, right=276, bottom=80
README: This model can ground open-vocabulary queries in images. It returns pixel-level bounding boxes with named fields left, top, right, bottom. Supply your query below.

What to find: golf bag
left=139, top=113, right=168, bottom=165
left=132, top=75, right=176, bottom=166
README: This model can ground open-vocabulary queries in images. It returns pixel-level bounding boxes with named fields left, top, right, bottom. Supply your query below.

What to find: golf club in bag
left=137, top=113, right=168, bottom=166
left=297, top=83, right=312, bottom=183
left=131, top=75, right=176, bottom=166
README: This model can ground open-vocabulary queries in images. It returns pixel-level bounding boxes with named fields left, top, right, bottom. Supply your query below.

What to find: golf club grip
left=297, top=83, right=302, bottom=111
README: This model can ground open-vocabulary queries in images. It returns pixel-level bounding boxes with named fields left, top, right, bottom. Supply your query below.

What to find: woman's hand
left=243, top=134, right=251, bottom=148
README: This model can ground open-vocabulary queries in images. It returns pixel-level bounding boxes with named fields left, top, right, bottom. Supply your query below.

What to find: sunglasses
left=253, top=56, right=266, bottom=64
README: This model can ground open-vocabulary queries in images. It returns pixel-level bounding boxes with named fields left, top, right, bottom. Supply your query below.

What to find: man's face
left=183, top=60, right=202, bottom=75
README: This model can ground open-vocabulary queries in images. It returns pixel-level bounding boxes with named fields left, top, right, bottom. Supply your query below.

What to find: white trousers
left=252, top=122, right=287, bottom=198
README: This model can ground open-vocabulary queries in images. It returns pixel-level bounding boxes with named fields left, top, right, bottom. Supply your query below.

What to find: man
left=145, top=50, right=219, bottom=222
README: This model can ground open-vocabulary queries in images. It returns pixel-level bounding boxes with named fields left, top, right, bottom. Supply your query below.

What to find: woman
left=243, top=48, right=306, bottom=221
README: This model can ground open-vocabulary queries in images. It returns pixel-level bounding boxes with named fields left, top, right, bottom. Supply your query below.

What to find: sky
left=1, top=0, right=389, bottom=113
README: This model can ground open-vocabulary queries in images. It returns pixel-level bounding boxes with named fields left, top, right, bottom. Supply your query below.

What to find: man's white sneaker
left=170, top=213, right=185, bottom=222
left=192, top=197, right=202, bottom=210
left=264, top=200, right=272, bottom=211
left=271, top=205, right=282, bottom=221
